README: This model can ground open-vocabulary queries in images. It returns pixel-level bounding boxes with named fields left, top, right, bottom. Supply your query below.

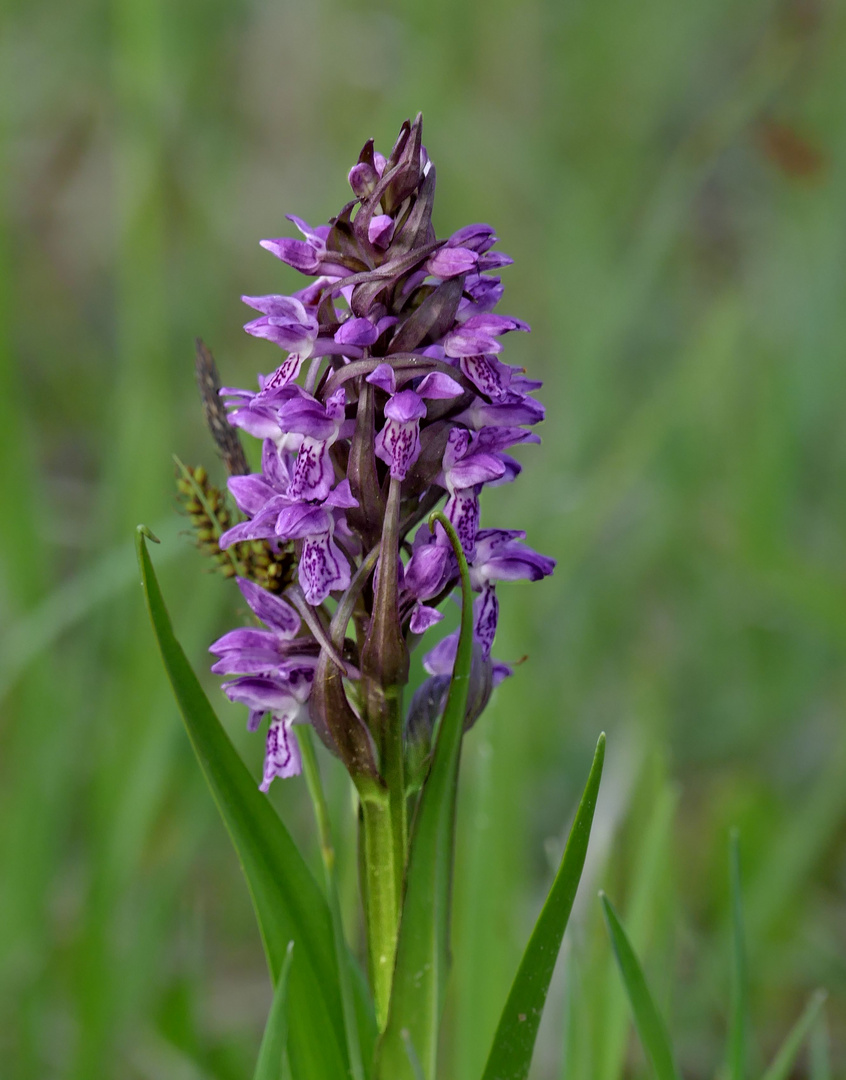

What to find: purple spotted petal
left=289, top=437, right=335, bottom=501
left=474, top=584, right=498, bottom=660
left=299, top=532, right=351, bottom=605
left=443, top=428, right=471, bottom=472
left=375, top=417, right=421, bottom=480
left=460, top=355, right=511, bottom=399
left=260, top=715, right=303, bottom=790
left=253, top=353, right=308, bottom=395
left=443, top=491, right=480, bottom=556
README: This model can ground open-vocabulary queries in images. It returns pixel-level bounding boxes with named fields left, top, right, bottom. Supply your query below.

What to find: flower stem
left=298, top=727, right=365, bottom=1080
left=358, top=475, right=410, bottom=1026
left=359, top=774, right=403, bottom=1031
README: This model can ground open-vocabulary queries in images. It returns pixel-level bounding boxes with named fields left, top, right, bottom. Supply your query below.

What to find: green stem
left=298, top=728, right=365, bottom=1080
left=359, top=780, right=402, bottom=1031
left=356, top=473, right=410, bottom=1029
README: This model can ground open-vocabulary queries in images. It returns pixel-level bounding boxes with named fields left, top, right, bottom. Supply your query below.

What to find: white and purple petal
left=260, top=714, right=303, bottom=791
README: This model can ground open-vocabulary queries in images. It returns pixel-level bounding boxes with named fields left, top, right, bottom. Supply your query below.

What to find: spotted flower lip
left=206, top=115, right=554, bottom=790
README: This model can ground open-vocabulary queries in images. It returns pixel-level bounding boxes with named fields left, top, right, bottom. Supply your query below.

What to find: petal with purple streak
left=260, top=714, right=303, bottom=790
left=299, top=532, right=351, bottom=605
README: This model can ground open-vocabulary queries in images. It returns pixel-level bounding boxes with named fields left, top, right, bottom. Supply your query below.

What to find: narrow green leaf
left=728, top=829, right=748, bottom=1080
left=480, top=732, right=606, bottom=1080
left=759, top=990, right=827, bottom=1080
left=809, top=1011, right=832, bottom=1080
left=253, top=941, right=295, bottom=1080
left=374, top=512, right=474, bottom=1080
left=136, top=528, right=351, bottom=1080
left=601, top=893, right=681, bottom=1080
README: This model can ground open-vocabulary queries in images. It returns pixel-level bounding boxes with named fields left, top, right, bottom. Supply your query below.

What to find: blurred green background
left=2, top=0, right=844, bottom=1076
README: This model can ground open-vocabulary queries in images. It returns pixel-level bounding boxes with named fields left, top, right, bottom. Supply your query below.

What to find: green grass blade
left=728, top=829, right=749, bottom=1080
left=480, top=732, right=606, bottom=1080
left=253, top=941, right=295, bottom=1080
left=600, top=893, right=681, bottom=1080
left=759, top=990, right=827, bottom=1080
left=374, top=512, right=474, bottom=1080
left=136, top=527, right=350, bottom=1080
left=809, top=1011, right=832, bottom=1080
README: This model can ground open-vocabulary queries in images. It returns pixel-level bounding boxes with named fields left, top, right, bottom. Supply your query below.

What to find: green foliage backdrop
left=1, top=0, right=844, bottom=1075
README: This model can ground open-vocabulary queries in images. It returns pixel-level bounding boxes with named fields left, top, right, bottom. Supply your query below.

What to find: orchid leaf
left=601, top=893, right=681, bottom=1080
left=374, top=512, right=475, bottom=1080
left=480, top=732, right=605, bottom=1080
left=760, top=990, right=827, bottom=1080
left=253, top=941, right=294, bottom=1080
left=136, top=527, right=354, bottom=1080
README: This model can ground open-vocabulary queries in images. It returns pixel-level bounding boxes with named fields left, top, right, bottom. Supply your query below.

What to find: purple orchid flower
left=366, top=363, right=463, bottom=480
left=275, top=481, right=359, bottom=606
left=202, top=116, right=554, bottom=791
left=208, top=578, right=319, bottom=789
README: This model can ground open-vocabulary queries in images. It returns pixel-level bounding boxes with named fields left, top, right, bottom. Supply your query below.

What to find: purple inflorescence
left=212, top=115, right=554, bottom=790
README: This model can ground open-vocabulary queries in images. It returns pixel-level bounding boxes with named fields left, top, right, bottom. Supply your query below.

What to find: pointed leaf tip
left=480, top=732, right=606, bottom=1080
left=601, top=893, right=681, bottom=1080
left=137, top=524, right=161, bottom=543
left=253, top=941, right=295, bottom=1080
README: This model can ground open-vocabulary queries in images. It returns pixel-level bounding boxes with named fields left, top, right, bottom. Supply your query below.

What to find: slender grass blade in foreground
left=728, top=829, right=748, bottom=1080
left=136, top=527, right=352, bottom=1080
left=601, top=893, right=681, bottom=1080
left=375, top=512, right=475, bottom=1080
left=253, top=941, right=294, bottom=1080
left=760, top=990, right=827, bottom=1080
left=481, top=732, right=606, bottom=1080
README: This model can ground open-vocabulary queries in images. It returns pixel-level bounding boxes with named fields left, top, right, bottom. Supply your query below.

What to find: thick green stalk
left=298, top=728, right=365, bottom=1080
left=358, top=475, right=410, bottom=1027
left=360, top=780, right=402, bottom=1031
